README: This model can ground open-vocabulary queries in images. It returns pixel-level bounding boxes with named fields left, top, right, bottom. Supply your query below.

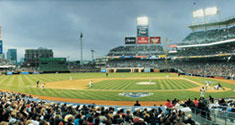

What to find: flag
left=80, top=32, right=83, bottom=38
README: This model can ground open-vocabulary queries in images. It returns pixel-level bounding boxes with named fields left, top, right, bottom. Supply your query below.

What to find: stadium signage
left=137, top=37, right=148, bottom=44
left=125, top=37, right=136, bottom=44
left=137, top=26, right=149, bottom=36
left=169, top=44, right=177, bottom=48
left=119, top=92, right=153, bottom=98
left=150, top=37, right=161, bottom=44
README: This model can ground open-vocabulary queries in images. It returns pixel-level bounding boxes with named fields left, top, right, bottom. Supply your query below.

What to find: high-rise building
left=24, top=47, right=53, bottom=67
left=7, top=49, right=17, bottom=64
left=1, top=53, right=5, bottom=60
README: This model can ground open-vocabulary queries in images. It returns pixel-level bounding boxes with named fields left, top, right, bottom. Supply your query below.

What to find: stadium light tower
left=204, top=7, right=219, bottom=22
left=80, top=32, right=83, bottom=65
left=192, top=9, right=204, bottom=24
left=137, top=16, right=149, bottom=26
left=192, top=7, right=219, bottom=24
left=205, top=7, right=218, bottom=16
left=90, top=49, right=95, bottom=62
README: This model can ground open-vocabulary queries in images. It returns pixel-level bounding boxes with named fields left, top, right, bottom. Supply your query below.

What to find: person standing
left=200, top=87, right=206, bottom=97
left=41, top=83, right=45, bottom=90
left=105, top=72, right=109, bottom=77
left=134, top=101, right=141, bottom=106
left=89, top=80, right=93, bottom=88
left=36, top=80, right=40, bottom=88
left=206, top=82, right=210, bottom=90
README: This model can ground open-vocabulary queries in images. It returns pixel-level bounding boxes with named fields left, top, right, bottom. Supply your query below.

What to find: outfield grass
left=0, top=73, right=234, bottom=101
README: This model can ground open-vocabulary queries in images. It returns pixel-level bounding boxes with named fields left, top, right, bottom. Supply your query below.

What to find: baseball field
left=0, top=73, right=234, bottom=106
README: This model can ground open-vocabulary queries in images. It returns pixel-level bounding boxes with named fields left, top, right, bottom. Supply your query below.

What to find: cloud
left=0, top=0, right=234, bottom=61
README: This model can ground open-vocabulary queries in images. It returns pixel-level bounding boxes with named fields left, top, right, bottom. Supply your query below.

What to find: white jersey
left=201, top=88, right=205, bottom=93
left=200, top=88, right=205, bottom=97
left=89, top=81, right=93, bottom=87
left=214, top=85, right=219, bottom=90
left=41, top=84, right=45, bottom=90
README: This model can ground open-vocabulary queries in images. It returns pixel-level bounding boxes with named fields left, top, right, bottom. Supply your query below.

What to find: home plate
left=136, top=82, right=155, bottom=85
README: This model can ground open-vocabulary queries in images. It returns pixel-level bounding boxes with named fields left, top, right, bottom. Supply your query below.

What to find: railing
left=210, top=107, right=235, bottom=125
left=190, top=107, right=235, bottom=125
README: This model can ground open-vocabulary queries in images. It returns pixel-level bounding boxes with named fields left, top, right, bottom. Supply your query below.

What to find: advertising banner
left=125, top=37, right=136, bottom=44
left=150, top=37, right=161, bottom=44
left=100, top=69, right=107, bottom=73
left=137, top=37, right=148, bottom=44
left=169, top=44, right=177, bottom=48
left=7, top=72, right=13, bottom=75
left=137, top=26, right=148, bottom=36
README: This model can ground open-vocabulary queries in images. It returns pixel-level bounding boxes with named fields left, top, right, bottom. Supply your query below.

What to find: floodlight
left=205, top=7, right=218, bottom=16
left=137, top=16, right=149, bottom=26
left=193, top=9, right=204, bottom=18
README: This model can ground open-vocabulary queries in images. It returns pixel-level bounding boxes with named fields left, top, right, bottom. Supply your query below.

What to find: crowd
left=68, top=64, right=100, bottom=73
left=106, top=59, right=165, bottom=68
left=107, top=45, right=164, bottom=56
left=0, top=91, right=234, bottom=124
left=180, top=26, right=235, bottom=45
left=0, top=91, right=201, bottom=125
left=177, top=46, right=235, bottom=56
left=169, top=61, right=235, bottom=78
left=165, top=96, right=235, bottom=124
left=106, top=59, right=235, bottom=79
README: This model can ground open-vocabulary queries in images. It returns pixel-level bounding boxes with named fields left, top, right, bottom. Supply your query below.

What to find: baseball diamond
left=0, top=73, right=233, bottom=104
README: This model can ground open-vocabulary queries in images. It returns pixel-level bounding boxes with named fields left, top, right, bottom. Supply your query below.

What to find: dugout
left=39, top=58, right=69, bottom=73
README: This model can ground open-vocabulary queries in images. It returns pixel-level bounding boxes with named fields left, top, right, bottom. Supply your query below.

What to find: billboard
left=169, top=44, right=177, bottom=48
left=137, top=26, right=148, bottom=36
left=150, top=37, right=161, bottom=44
left=137, top=37, right=148, bottom=44
left=125, top=37, right=136, bottom=44
left=0, top=40, right=2, bottom=54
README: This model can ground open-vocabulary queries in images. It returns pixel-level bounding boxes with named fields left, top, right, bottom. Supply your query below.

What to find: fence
left=191, top=107, right=235, bottom=125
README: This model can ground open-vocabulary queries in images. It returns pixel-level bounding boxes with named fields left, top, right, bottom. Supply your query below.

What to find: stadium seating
left=168, top=61, right=235, bottom=78
left=107, top=45, right=164, bottom=56
left=0, top=91, right=234, bottom=124
left=106, top=59, right=165, bottom=68
left=180, top=26, right=235, bottom=45
left=177, top=46, right=235, bottom=56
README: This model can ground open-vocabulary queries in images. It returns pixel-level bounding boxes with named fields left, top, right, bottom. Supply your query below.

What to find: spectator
left=165, top=99, right=173, bottom=108
left=183, top=114, right=195, bottom=125
left=134, top=101, right=141, bottom=106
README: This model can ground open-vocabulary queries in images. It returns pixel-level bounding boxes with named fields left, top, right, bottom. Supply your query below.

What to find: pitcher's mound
left=136, top=82, right=155, bottom=85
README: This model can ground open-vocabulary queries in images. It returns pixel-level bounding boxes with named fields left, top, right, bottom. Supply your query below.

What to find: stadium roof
left=188, top=16, right=235, bottom=30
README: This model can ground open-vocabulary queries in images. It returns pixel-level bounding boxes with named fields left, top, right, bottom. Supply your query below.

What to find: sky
left=0, top=0, right=234, bottom=61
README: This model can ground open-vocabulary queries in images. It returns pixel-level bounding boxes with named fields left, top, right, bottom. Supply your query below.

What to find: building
left=6, top=49, right=17, bottom=64
left=1, top=53, right=5, bottom=60
left=24, top=48, right=53, bottom=68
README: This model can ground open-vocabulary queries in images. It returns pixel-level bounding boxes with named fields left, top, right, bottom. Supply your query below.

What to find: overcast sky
left=0, top=0, right=234, bottom=61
